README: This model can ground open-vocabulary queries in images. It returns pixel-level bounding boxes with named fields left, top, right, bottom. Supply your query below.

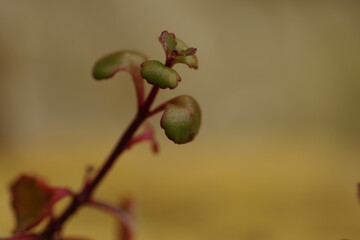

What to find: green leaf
left=173, top=38, right=198, bottom=69
left=11, top=175, right=69, bottom=234
left=93, top=51, right=146, bottom=80
left=160, top=95, right=201, bottom=144
left=140, top=60, right=181, bottom=89
left=92, top=51, right=147, bottom=106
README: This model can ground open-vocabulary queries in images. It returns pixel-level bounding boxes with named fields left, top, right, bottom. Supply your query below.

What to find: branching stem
left=40, top=56, right=173, bottom=240
left=40, top=86, right=159, bottom=240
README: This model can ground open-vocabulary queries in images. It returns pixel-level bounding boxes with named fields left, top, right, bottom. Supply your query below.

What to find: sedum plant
left=0, top=30, right=201, bottom=240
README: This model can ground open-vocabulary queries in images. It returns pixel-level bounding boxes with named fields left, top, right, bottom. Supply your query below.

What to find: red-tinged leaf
left=0, top=235, right=39, bottom=240
left=11, top=175, right=70, bottom=234
left=158, top=31, right=198, bottom=69
left=92, top=51, right=147, bottom=107
left=159, top=31, right=177, bottom=59
left=179, top=47, right=197, bottom=56
left=172, top=38, right=198, bottom=69
left=127, top=123, right=159, bottom=153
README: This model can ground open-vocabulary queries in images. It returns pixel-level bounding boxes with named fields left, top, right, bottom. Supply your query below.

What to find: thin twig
left=87, top=199, right=134, bottom=232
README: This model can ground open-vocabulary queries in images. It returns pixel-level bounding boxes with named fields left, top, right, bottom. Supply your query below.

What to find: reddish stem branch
left=118, top=198, right=135, bottom=240
left=40, top=86, right=159, bottom=240
left=147, top=102, right=166, bottom=118
left=87, top=199, right=134, bottom=232
left=147, top=94, right=181, bottom=118
left=131, top=69, right=145, bottom=108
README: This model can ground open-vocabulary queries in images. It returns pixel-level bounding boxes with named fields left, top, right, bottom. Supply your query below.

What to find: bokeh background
left=1, top=0, right=360, bottom=239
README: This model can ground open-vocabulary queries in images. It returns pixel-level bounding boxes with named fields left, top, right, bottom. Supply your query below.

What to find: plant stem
left=87, top=199, right=134, bottom=231
left=40, top=86, right=160, bottom=240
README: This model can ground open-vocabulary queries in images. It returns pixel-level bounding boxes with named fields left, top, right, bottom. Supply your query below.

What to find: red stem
left=131, top=69, right=145, bottom=108
left=147, top=102, right=166, bottom=118
left=40, top=86, right=159, bottom=240
left=147, top=94, right=182, bottom=118
left=87, top=199, right=134, bottom=232
left=118, top=198, right=135, bottom=240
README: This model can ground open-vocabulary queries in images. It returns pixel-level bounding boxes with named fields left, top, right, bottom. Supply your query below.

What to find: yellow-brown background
left=1, top=1, right=360, bottom=239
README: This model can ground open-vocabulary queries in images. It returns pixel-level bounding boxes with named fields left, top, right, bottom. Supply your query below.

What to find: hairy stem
left=40, top=86, right=159, bottom=240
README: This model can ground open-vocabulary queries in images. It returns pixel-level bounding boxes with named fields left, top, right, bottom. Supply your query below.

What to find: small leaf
left=11, top=175, right=70, bottom=234
left=179, top=47, right=197, bottom=56
left=140, top=60, right=181, bottom=89
left=172, top=38, right=198, bottom=69
left=158, top=31, right=198, bottom=69
left=159, top=31, right=177, bottom=59
left=160, top=95, right=201, bottom=144
left=93, top=51, right=146, bottom=80
left=92, top=51, right=147, bottom=106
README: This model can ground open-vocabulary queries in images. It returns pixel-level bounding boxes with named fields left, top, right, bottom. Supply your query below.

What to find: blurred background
left=1, top=0, right=360, bottom=239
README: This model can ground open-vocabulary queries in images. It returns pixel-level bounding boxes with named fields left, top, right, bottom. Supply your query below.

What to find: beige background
left=1, top=0, right=360, bottom=239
